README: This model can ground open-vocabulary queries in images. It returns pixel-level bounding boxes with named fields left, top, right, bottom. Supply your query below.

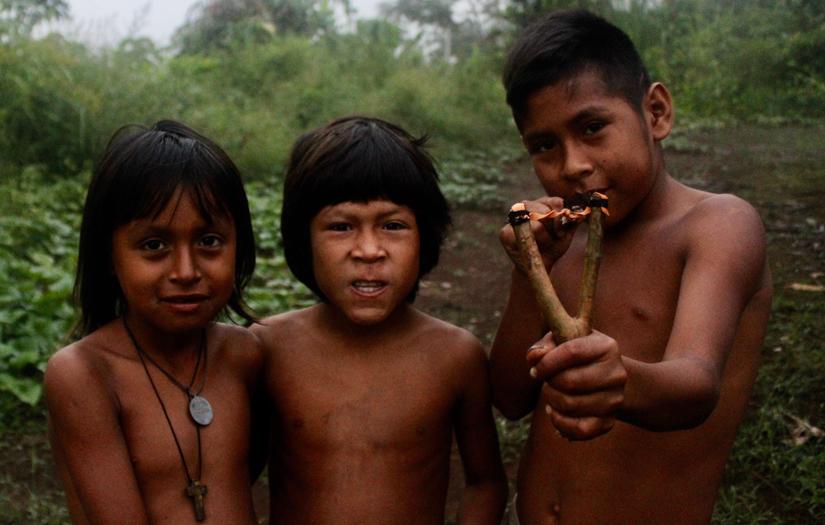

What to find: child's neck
left=121, top=313, right=205, bottom=364
left=317, top=302, right=416, bottom=350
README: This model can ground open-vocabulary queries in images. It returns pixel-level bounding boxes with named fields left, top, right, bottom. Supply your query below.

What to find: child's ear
left=644, top=82, right=673, bottom=141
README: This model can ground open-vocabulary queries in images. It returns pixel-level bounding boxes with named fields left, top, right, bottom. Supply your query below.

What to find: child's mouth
left=351, top=280, right=387, bottom=296
left=163, top=294, right=209, bottom=303
left=161, top=294, right=209, bottom=312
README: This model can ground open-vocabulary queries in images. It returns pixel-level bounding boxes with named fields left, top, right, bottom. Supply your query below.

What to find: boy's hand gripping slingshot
left=507, top=192, right=608, bottom=343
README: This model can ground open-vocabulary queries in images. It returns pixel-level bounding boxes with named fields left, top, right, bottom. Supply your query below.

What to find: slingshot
left=507, top=192, right=608, bottom=343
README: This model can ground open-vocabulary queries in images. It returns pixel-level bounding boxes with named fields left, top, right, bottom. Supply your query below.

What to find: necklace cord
left=123, top=318, right=204, bottom=483
left=127, top=325, right=206, bottom=397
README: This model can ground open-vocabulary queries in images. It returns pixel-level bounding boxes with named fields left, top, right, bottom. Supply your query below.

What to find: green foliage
left=439, top=145, right=520, bottom=209
left=0, top=0, right=67, bottom=39
left=244, top=177, right=316, bottom=316
left=0, top=167, right=83, bottom=405
left=487, top=0, right=825, bottom=121
left=613, top=0, right=825, bottom=120
left=174, top=0, right=344, bottom=54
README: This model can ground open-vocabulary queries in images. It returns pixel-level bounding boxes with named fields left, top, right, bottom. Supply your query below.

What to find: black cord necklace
left=125, top=320, right=214, bottom=426
left=124, top=318, right=209, bottom=522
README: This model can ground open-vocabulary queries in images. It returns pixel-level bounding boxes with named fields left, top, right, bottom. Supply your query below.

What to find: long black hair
left=72, top=120, right=256, bottom=338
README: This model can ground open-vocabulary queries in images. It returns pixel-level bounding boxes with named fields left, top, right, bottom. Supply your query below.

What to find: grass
left=713, top=292, right=825, bottom=524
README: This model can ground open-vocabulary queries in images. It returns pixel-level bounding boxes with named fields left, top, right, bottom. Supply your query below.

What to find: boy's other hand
left=499, top=196, right=579, bottom=271
left=526, top=330, right=627, bottom=440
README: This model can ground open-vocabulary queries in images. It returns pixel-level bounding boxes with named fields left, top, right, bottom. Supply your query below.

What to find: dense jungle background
left=1, top=0, right=823, bottom=523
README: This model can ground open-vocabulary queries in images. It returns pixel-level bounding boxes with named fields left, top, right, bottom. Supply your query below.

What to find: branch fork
left=508, top=192, right=608, bottom=343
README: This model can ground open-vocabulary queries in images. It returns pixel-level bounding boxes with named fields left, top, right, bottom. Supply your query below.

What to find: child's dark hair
left=72, top=120, right=256, bottom=338
left=281, top=116, right=451, bottom=302
left=503, top=9, right=651, bottom=128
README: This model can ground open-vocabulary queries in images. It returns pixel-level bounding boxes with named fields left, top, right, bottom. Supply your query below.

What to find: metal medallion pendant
left=189, top=395, right=213, bottom=426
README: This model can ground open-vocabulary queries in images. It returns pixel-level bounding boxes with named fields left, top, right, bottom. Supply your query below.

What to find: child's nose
left=169, top=246, right=202, bottom=283
left=560, top=141, right=594, bottom=182
left=352, top=231, right=387, bottom=261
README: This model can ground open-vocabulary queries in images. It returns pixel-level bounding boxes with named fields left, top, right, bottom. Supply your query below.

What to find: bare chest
left=269, top=350, right=456, bottom=455
left=114, top=363, right=252, bottom=485
left=552, top=232, right=684, bottom=361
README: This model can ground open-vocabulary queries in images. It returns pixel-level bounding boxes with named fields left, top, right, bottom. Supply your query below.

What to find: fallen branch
left=508, top=192, right=608, bottom=343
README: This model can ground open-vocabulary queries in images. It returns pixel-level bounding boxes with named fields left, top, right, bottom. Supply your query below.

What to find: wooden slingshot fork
left=507, top=192, right=609, bottom=343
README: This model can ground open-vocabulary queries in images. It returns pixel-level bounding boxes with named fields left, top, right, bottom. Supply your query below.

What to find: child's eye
left=383, top=221, right=408, bottom=231
left=140, top=239, right=167, bottom=252
left=328, top=223, right=352, bottom=232
left=527, top=140, right=556, bottom=155
left=583, top=121, right=606, bottom=136
left=199, top=234, right=224, bottom=249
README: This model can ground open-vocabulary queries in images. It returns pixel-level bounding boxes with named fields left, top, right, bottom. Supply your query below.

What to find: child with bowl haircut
left=490, top=10, right=772, bottom=524
left=252, top=116, right=507, bottom=524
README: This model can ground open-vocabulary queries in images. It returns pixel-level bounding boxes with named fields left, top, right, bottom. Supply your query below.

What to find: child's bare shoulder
left=250, top=306, right=316, bottom=348
left=666, top=188, right=768, bottom=294
left=658, top=183, right=765, bottom=254
left=210, top=322, right=263, bottom=376
left=410, top=310, right=487, bottom=365
left=44, top=330, right=121, bottom=414
left=46, top=324, right=124, bottom=378
left=681, top=191, right=766, bottom=254
left=685, top=190, right=762, bottom=226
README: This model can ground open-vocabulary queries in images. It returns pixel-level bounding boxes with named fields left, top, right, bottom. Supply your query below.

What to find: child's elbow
left=686, top=389, right=720, bottom=430
left=672, top=367, right=721, bottom=431
left=635, top=363, right=721, bottom=432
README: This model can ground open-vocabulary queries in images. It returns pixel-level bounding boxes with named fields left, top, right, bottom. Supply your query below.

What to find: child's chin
left=346, top=311, right=392, bottom=326
left=343, top=304, right=404, bottom=327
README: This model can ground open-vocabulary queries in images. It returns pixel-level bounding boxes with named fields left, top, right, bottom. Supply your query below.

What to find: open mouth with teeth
left=350, top=280, right=387, bottom=296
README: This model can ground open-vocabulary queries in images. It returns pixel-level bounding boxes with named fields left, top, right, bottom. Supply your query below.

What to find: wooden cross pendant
left=186, top=480, right=208, bottom=522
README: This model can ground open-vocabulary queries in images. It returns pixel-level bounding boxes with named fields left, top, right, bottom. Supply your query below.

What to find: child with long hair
left=45, top=120, right=263, bottom=524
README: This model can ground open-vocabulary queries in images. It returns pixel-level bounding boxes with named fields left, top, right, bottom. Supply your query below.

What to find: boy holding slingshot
left=490, top=10, right=772, bottom=524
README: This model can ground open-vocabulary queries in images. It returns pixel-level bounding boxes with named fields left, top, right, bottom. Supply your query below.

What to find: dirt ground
left=4, top=124, right=824, bottom=524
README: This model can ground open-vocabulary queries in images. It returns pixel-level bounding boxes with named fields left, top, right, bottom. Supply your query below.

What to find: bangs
left=313, top=140, right=433, bottom=211
left=281, top=116, right=450, bottom=303
left=109, top=133, right=231, bottom=227
left=292, top=123, right=439, bottom=217
left=73, top=119, right=256, bottom=338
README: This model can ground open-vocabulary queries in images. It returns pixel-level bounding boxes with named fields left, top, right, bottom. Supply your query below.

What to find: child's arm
left=454, top=337, right=508, bottom=525
left=490, top=269, right=548, bottom=419
left=526, top=196, right=769, bottom=437
left=246, top=332, right=269, bottom=483
left=44, top=346, right=150, bottom=524
left=248, top=378, right=270, bottom=483
left=618, top=196, right=770, bottom=428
